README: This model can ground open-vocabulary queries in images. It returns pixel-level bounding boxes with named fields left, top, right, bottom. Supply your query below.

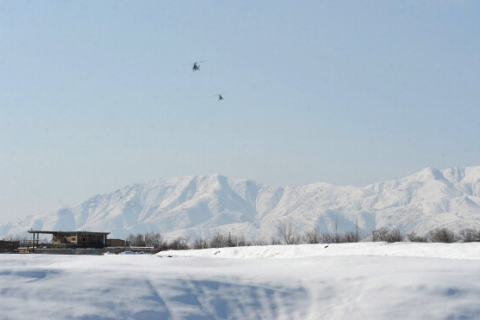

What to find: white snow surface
left=1, top=242, right=480, bottom=320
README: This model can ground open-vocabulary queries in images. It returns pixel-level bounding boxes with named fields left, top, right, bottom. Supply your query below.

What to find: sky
left=1, top=0, right=479, bottom=223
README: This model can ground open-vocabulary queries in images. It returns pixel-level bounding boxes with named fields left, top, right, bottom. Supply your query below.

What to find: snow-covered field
left=1, top=242, right=480, bottom=320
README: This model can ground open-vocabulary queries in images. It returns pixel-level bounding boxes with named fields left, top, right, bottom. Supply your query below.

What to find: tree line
left=124, top=224, right=480, bottom=252
left=3, top=225, right=479, bottom=253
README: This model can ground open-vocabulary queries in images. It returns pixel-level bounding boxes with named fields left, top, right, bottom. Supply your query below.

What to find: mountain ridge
left=1, top=166, right=480, bottom=240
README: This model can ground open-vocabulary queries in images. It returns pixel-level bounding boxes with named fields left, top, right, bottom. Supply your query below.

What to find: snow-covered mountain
left=2, top=166, right=480, bottom=240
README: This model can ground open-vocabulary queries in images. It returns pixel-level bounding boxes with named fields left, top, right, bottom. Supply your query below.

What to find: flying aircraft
left=210, top=92, right=228, bottom=101
left=189, top=60, right=205, bottom=71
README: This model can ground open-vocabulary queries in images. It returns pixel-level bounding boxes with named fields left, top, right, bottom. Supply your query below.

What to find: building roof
left=27, top=230, right=110, bottom=235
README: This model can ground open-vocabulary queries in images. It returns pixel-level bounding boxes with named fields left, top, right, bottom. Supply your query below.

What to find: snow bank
left=156, top=241, right=480, bottom=260
left=1, top=243, right=480, bottom=319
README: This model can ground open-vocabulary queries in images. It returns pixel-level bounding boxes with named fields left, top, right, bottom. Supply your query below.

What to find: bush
left=343, top=231, right=361, bottom=243
left=252, top=238, right=268, bottom=246
left=458, top=228, right=480, bottom=242
left=304, top=228, right=323, bottom=244
left=429, top=228, right=456, bottom=243
left=165, top=237, right=190, bottom=250
left=372, top=228, right=404, bottom=242
left=120, top=224, right=477, bottom=252
left=270, top=237, right=282, bottom=245
left=406, top=232, right=428, bottom=242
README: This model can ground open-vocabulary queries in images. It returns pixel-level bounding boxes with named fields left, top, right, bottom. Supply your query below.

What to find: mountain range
left=1, top=166, right=480, bottom=240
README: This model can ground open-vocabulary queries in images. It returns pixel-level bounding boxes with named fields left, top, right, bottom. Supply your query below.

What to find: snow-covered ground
left=1, top=242, right=480, bottom=320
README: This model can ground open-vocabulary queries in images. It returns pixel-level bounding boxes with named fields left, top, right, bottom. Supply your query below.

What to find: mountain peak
left=1, top=166, right=480, bottom=240
left=411, top=166, right=445, bottom=182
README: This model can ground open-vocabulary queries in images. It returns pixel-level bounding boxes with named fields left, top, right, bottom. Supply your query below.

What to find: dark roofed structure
left=28, top=230, right=109, bottom=250
left=0, top=240, right=20, bottom=253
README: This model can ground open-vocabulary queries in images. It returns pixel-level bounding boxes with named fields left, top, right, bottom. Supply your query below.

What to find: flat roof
left=28, top=230, right=110, bottom=235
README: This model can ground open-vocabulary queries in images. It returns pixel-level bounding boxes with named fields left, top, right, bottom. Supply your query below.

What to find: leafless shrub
left=209, top=232, right=228, bottom=248
left=225, top=232, right=238, bottom=247
left=406, top=232, right=428, bottom=242
left=459, top=228, right=480, bottom=242
left=332, top=233, right=344, bottom=243
left=304, top=228, right=323, bottom=244
left=372, top=228, right=389, bottom=242
left=270, top=237, right=282, bottom=245
left=253, top=238, right=268, bottom=246
left=205, top=232, right=251, bottom=248
left=372, top=228, right=404, bottom=242
left=343, top=231, right=361, bottom=243
left=193, top=238, right=209, bottom=249
left=1, top=235, right=17, bottom=241
left=321, top=233, right=335, bottom=243
left=429, top=228, right=456, bottom=243
left=165, top=237, right=190, bottom=250
left=276, top=220, right=302, bottom=245
left=235, top=235, right=250, bottom=247
left=209, top=232, right=231, bottom=247
left=387, top=228, right=403, bottom=242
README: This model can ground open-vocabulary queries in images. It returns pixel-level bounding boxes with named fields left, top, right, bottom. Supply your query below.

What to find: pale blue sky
left=1, top=1, right=479, bottom=222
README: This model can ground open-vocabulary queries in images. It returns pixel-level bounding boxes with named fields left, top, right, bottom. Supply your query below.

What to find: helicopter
left=210, top=92, right=228, bottom=101
left=189, top=60, right=205, bottom=72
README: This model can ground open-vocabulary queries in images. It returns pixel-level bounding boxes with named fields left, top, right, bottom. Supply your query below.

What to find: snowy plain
left=1, top=242, right=480, bottom=320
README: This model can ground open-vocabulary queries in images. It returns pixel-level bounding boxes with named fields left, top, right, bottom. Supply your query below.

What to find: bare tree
left=135, top=234, right=146, bottom=246
left=343, top=231, right=359, bottom=243
left=125, top=233, right=135, bottom=246
left=166, top=237, right=189, bottom=250
left=236, top=235, right=250, bottom=247
left=226, top=232, right=237, bottom=247
left=2, top=235, right=31, bottom=246
left=193, top=238, right=209, bottom=249
left=304, top=227, right=323, bottom=244
left=145, top=232, right=164, bottom=250
left=210, top=232, right=228, bottom=248
left=207, top=232, right=250, bottom=248
left=276, top=220, right=302, bottom=245
left=355, top=220, right=360, bottom=242
left=334, top=218, right=339, bottom=243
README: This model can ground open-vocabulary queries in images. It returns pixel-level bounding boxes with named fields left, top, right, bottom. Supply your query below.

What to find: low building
left=107, top=238, right=126, bottom=247
left=27, top=230, right=110, bottom=254
left=0, top=240, right=19, bottom=253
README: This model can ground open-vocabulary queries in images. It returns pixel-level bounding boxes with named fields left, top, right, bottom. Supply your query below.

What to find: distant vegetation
left=3, top=226, right=479, bottom=253
left=125, top=232, right=189, bottom=251
left=123, top=225, right=480, bottom=253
